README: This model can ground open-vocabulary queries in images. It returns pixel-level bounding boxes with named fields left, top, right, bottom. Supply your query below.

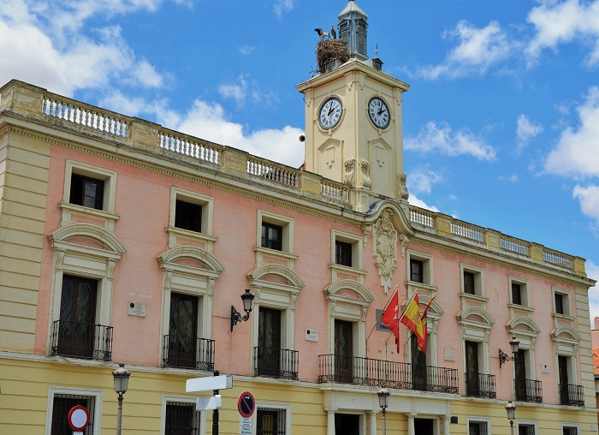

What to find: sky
left=1, top=0, right=599, bottom=319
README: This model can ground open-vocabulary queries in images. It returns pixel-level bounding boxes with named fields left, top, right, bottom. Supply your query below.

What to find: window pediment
left=51, top=223, right=126, bottom=259
left=507, top=317, right=540, bottom=337
left=249, top=264, right=304, bottom=293
left=551, top=326, right=579, bottom=344
left=326, top=279, right=373, bottom=306
left=458, top=309, right=493, bottom=328
left=159, top=246, right=224, bottom=279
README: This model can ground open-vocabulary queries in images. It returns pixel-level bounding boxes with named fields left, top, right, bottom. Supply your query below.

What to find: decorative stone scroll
left=373, top=209, right=399, bottom=294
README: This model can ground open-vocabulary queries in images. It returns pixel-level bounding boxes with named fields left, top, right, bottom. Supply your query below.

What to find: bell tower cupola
left=338, top=0, right=368, bottom=60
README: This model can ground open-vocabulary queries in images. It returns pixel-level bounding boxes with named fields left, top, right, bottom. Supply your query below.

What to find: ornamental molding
left=249, top=264, right=305, bottom=292
left=158, top=245, right=224, bottom=278
left=325, top=279, right=374, bottom=306
left=507, top=317, right=540, bottom=337
left=50, top=223, right=126, bottom=258
left=551, top=326, right=580, bottom=344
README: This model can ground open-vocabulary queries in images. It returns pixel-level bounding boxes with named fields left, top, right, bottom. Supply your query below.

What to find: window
left=50, top=393, right=96, bottom=435
left=519, top=424, right=535, bottom=435
left=257, top=408, right=286, bottom=435
left=262, top=222, right=283, bottom=251
left=563, top=427, right=578, bottom=435
left=511, top=281, right=527, bottom=306
left=335, top=240, right=353, bottom=267
left=165, top=401, right=200, bottom=435
left=410, top=258, right=424, bottom=283
left=469, top=421, right=488, bottom=435
left=175, top=200, right=203, bottom=233
left=555, top=292, right=569, bottom=315
left=70, top=173, right=105, bottom=210
left=464, top=271, right=476, bottom=295
left=256, top=307, right=284, bottom=378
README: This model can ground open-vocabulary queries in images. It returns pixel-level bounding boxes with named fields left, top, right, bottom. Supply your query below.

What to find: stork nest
left=317, top=40, right=349, bottom=73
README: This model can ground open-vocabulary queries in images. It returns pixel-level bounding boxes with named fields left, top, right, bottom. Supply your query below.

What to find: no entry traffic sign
left=67, top=405, right=89, bottom=432
left=237, top=391, right=255, bottom=418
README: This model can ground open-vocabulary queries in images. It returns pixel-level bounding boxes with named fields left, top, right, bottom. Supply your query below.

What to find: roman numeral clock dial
left=368, top=97, right=390, bottom=130
left=319, top=97, right=343, bottom=130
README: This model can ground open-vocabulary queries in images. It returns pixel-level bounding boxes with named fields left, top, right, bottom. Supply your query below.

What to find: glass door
left=168, top=293, right=199, bottom=368
left=411, top=334, right=428, bottom=391
left=258, top=307, right=282, bottom=376
left=334, top=320, right=354, bottom=383
left=465, top=341, right=480, bottom=396
left=59, top=275, right=98, bottom=358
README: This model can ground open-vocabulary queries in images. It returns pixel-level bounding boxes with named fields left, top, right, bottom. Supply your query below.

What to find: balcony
left=515, top=378, right=543, bottom=403
left=162, top=335, right=215, bottom=371
left=253, top=347, right=299, bottom=380
left=318, top=354, right=459, bottom=394
left=560, top=384, right=584, bottom=407
left=465, top=373, right=496, bottom=399
left=50, top=320, right=113, bottom=361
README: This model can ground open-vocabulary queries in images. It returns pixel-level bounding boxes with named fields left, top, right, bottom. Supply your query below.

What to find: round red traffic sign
left=237, top=391, right=255, bottom=418
left=67, top=405, right=89, bottom=431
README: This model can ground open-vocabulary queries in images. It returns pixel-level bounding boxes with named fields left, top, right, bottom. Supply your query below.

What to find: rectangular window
left=335, top=240, right=353, bottom=267
left=165, top=401, right=200, bottom=435
left=563, top=427, right=578, bottom=435
left=555, top=292, right=568, bottom=315
left=469, top=421, right=488, bottom=435
left=51, top=393, right=95, bottom=435
left=175, top=199, right=203, bottom=233
left=70, top=173, right=105, bottom=210
left=512, top=282, right=525, bottom=306
left=464, top=271, right=476, bottom=295
left=410, top=258, right=424, bottom=283
left=519, top=424, right=535, bottom=435
left=261, top=222, right=283, bottom=251
left=257, top=408, right=286, bottom=435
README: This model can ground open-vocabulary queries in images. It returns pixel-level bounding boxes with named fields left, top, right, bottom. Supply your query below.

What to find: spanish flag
left=400, top=293, right=426, bottom=351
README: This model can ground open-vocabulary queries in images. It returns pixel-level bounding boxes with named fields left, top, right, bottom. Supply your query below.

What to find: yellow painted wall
left=0, top=128, right=49, bottom=353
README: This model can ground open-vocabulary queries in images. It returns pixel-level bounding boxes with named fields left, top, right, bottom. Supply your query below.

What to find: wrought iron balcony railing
left=515, top=378, right=543, bottom=403
left=253, top=347, right=299, bottom=380
left=317, top=354, right=459, bottom=394
left=559, top=384, right=584, bottom=407
left=162, top=335, right=215, bottom=371
left=50, top=320, right=113, bottom=361
left=465, top=373, right=496, bottom=399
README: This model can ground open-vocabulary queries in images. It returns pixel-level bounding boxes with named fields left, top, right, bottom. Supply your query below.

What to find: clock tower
left=298, top=0, right=410, bottom=210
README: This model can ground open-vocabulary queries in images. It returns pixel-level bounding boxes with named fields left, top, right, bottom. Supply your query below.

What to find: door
left=514, top=349, right=527, bottom=400
left=335, top=414, right=360, bottom=435
left=168, top=293, right=199, bottom=368
left=59, top=275, right=98, bottom=358
left=465, top=341, right=480, bottom=396
left=558, top=355, right=569, bottom=403
left=411, top=334, right=428, bottom=391
left=414, top=418, right=435, bottom=435
left=334, top=320, right=354, bottom=383
left=258, top=307, right=282, bottom=377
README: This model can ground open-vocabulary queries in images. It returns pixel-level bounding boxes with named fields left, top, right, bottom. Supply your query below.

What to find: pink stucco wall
left=34, top=143, right=579, bottom=403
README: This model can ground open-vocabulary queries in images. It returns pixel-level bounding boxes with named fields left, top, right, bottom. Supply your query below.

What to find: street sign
left=196, top=395, right=222, bottom=411
left=237, top=391, right=255, bottom=418
left=67, top=405, right=89, bottom=434
left=186, top=375, right=233, bottom=393
left=240, top=417, right=252, bottom=435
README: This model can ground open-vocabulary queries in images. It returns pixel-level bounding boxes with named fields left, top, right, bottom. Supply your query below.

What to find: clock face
left=368, top=97, right=390, bottom=129
left=319, top=97, right=343, bottom=129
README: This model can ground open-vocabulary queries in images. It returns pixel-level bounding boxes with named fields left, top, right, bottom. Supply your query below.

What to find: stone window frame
left=45, top=386, right=103, bottom=435
left=160, top=395, right=207, bottom=435
left=247, top=264, right=305, bottom=373
left=467, top=417, right=492, bottom=435
left=252, top=402, right=292, bottom=435
left=325, top=280, right=374, bottom=358
left=561, top=424, right=580, bottom=435
left=508, top=277, right=530, bottom=309
left=551, top=326, right=580, bottom=389
left=552, top=288, right=573, bottom=318
left=330, top=229, right=364, bottom=270
left=167, top=187, right=216, bottom=247
left=508, top=317, right=540, bottom=381
left=406, top=250, right=434, bottom=287
left=460, top=264, right=485, bottom=298
left=158, top=246, right=224, bottom=364
left=256, top=210, right=295, bottom=255
left=48, top=223, right=126, bottom=355
left=517, top=422, right=537, bottom=434
left=460, top=310, right=494, bottom=375
left=61, top=160, right=118, bottom=221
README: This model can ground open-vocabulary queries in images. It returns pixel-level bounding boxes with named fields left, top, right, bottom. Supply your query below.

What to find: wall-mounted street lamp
left=498, top=337, right=520, bottom=368
left=231, top=289, right=255, bottom=332
left=377, top=388, right=390, bottom=435
left=112, top=363, right=131, bottom=435
left=505, top=401, right=516, bottom=435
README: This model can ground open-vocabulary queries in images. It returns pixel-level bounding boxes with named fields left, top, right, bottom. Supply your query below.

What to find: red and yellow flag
left=399, top=293, right=435, bottom=352
left=381, top=290, right=401, bottom=352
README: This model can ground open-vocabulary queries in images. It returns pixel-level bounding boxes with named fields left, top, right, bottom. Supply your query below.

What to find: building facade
left=0, top=2, right=597, bottom=434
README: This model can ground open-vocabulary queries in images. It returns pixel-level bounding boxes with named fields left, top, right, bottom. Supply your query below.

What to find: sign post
left=67, top=405, right=89, bottom=435
left=186, top=371, right=233, bottom=435
left=237, top=391, right=256, bottom=435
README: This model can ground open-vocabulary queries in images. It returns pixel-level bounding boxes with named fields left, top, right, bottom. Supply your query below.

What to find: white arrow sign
left=196, top=395, right=222, bottom=411
left=186, top=375, right=233, bottom=393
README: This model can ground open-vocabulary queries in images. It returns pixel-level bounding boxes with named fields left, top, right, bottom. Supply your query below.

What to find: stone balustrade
left=0, top=79, right=586, bottom=277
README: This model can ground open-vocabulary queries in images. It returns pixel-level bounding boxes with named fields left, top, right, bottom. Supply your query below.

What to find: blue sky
left=2, top=0, right=599, bottom=317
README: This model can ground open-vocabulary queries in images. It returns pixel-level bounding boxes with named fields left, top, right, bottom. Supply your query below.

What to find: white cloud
left=516, top=114, right=543, bottom=150
left=408, top=169, right=443, bottom=194
left=408, top=194, right=440, bottom=212
left=588, top=261, right=599, bottom=321
left=418, top=21, right=513, bottom=79
left=406, top=121, right=496, bottom=160
left=527, top=0, right=599, bottom=66
left=273, top=0, right=295, bottom=17
left=573, top=185, right=599, bottom=225
left=545, top=87, right=599, bottom=177
left=218, top=76, right=249, bottom=106
left=0, top=0, right=167, bottom=96
left=239, top=45, right=256, bottom=56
